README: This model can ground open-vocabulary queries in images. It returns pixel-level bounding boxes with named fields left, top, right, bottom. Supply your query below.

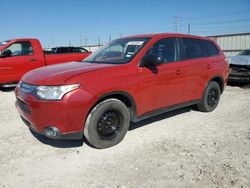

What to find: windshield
left=0, top=40, right=10, bottom=47
left=238, top=49, right=250, bottom=55
left=84, top=37, right=150, bottom=64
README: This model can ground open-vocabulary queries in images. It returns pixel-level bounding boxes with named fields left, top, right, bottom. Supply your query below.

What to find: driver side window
left=6, top=41, right=34, bottom=56
left=145, top=38, right=178, bottom=63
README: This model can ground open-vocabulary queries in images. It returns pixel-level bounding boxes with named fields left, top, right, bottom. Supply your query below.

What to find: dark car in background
left=45, top=47, right=89, bottom=54
left=229, top=49, right=250, bottom=82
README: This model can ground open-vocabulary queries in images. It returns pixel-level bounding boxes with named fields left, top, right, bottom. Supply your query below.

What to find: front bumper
left=15, top=83, right=96, bottom=140
left=20, top=116, right=83, bottom=140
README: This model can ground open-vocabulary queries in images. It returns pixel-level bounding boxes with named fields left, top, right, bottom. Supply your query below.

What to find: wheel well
left=95, top=92, right=137, bottom=119
left=210, top=77, right=224, bottom=93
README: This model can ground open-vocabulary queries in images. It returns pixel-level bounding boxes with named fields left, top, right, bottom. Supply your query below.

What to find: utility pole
left=80, top=34, right=82, bottom=46
left=175, top=16, right=179, bottom=33
left=98, top=36, right=101, bottom=46
left=84, top=36, right=87, bottom=46
left=188, top=23, right=191, bottom=34
left=109, top=34, right=111, bottom=42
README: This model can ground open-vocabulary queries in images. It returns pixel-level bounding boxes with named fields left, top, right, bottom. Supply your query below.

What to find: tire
left=84, top=98, right=130, bottom=149
left=197, top=81, right=221, bottom=112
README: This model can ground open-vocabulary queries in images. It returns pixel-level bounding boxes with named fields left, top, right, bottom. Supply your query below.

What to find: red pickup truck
left=0, top=38, right=91, bottom=87
left=15, top=33, right=229, bottom=149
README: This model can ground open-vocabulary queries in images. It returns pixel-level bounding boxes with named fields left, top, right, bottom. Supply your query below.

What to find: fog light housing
left=43, top=127, right=59, bottom=138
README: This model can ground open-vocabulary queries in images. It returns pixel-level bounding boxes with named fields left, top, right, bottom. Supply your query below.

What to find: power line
left=47, top=16, right=250, bottom=47
left=184, top=9, right=250, bottom=21
left=191, top=18, right=250, bottom=26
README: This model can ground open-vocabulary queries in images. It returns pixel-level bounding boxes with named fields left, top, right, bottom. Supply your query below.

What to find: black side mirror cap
left=141, top=54, right=163, bottom=67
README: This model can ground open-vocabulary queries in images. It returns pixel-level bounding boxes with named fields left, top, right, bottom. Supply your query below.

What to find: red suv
left=15, top=33, right=229, bottom=149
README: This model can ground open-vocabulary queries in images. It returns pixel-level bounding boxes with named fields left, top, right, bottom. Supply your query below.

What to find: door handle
left=29, top=58, right=37, bottom=62
left=207, top=64, right=212, bottom=69
left=176, top=69, right=181, bottom=75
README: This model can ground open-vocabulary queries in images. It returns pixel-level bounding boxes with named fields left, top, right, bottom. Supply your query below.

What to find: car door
left=137, top=37, right=186, bottom=114
left=179, top=38, right=210, bottom=101
left=0, top=41, right=42, bottom=83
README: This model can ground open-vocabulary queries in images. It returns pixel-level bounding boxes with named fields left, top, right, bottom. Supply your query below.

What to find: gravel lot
left=0, top=85, right=250, bottom=188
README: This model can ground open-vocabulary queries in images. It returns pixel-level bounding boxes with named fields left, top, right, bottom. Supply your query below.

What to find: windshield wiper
left=84, top=60, right=108, bottom=64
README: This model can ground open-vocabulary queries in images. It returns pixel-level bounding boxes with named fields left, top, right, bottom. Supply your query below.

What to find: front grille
left=17, top=98, right=31, bottom=114
left=20, top=81, right=36, bottom=94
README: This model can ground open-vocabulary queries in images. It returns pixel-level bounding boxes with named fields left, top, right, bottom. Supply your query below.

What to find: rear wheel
left=84, top=99, right=130, bottom=149
left=197, top=81, right=221, bottom=112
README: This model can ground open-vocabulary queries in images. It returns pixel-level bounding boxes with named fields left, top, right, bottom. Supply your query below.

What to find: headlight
left=35, top=84, right=80, bottom=100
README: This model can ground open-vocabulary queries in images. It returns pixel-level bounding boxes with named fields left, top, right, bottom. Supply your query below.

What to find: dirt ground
left=0, top=85, right=250, bottom=188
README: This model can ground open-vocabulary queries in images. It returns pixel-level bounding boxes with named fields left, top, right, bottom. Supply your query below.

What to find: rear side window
left=69, top=47, right=88, bottom=53
left=59, top=48, right=68, bottom=53
left=78, top=48, right=88, bottom=53
left=204, top=41, right=219, bottom=56
left=182, top=38, right=206, bottom=60
left=51, top=47, right=88, bottom=53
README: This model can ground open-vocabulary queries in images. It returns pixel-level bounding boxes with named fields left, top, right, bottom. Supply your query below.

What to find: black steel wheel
left=84, top=99, right=130, bottom=149
left=97, top=110, right=123, bottom=139
left=197, top=81, right=221, bottom=112
left=207, top=88, right=219, bottom=108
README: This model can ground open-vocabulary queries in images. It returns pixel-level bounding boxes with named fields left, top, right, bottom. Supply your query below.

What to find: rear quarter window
left=204, top=40, right=220, bottom=56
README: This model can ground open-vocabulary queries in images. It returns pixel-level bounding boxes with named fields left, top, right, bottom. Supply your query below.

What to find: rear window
left=182, top=38, right=206, bottom=60
left=204, top=40, right=219, bottom=56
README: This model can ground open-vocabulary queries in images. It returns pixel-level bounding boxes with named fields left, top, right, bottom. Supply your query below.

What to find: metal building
left=208, top=32, right=250, bottom=57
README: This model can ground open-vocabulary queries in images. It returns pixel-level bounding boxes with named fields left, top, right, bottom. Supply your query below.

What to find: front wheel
left=84, top=99, right=130, bottom=149
left=197, top=81, right=221, bottom=112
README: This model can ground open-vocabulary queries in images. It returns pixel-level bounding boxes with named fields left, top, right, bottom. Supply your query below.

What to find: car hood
left=22, top=61, right=116, bottom=85
left=230, top=55, right=250, bottom=66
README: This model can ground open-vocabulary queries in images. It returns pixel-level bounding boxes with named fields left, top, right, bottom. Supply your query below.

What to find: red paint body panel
left=0, top=38, right=91, bottom=84
left=16, top=88, right=97, bottom=133
left=15, top=33, right=229, bottom=137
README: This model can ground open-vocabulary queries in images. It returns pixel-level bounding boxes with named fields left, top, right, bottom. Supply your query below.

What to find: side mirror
left=142, top=54, right=163, bottom=67
left=0, top=49, right=12, bottom=58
